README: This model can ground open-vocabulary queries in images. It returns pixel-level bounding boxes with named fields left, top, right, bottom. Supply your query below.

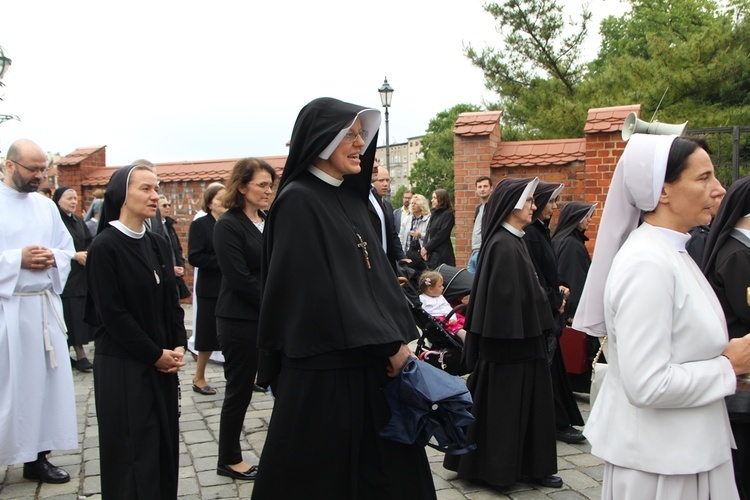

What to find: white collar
left=732, top=227, right=750, bottom=248
left=110, top=220, right=146, bottom=239
left=653, top=224, right=690, bottom=253
left=307, top=165, right=343, bottom=187
left=501, top=221, right=525, bottom=238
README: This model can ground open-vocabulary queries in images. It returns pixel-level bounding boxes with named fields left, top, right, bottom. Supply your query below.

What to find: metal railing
left=686, top=126, right=750, bottom=186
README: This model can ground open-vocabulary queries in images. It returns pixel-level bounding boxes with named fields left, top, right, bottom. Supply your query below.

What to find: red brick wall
left=453, top=129, right=502, bottom=267
left=581, top=131, right=626, bottom=252
left=453, top=112, right=629, bottom=265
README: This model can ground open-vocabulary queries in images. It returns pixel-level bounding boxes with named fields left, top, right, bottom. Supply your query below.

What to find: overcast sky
left=0, top=0, right=628, bottom=165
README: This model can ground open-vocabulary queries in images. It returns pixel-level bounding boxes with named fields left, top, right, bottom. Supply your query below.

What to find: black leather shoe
left=523, top=475, right=563, bottom=488
left=75, top=358, right=94, bottom=372
left=23, top=459, right=71, bottom=484
left=216, top=463, right=258, bottom=480
left=556, top=425, right=586, bottom=443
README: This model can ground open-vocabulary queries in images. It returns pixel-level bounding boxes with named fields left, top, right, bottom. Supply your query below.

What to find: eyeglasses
left=160, top=203, right=171, bottom=208
left=249, top=181, right=275, bottom=191
left=342, top=130, right=369, bottom=143
left=9, top=159, right=49, bottom=175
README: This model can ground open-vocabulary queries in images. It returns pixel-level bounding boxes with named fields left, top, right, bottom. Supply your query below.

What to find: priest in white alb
left=0, top=139, right=78, bottom=483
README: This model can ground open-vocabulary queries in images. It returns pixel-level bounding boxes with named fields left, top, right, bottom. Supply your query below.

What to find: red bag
left=560, top=327, right=589, bottom=374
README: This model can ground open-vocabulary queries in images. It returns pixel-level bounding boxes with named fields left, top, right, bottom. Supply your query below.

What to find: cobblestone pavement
left=0, top=305, right=604, bottom=499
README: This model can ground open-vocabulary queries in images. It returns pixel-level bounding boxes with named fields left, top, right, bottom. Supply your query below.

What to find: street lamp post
left=378, top=77, right=394, bottom=177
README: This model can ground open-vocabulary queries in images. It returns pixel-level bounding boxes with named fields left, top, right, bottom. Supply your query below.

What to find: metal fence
left=686, top=126, right=750, bottom=186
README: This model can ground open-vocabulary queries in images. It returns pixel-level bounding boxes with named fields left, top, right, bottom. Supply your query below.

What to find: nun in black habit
left=52, top=186, right=94, bottom=371
left=551, top=201, right=596, bottom=325
left=702, top=175, right=750, bottom=500
left=85, top=164, right=187, bottom=500
left=252, top=98, right=436, bottom=500
left=522, top=182, right=585, bottom=443
left=551, top=201, right=598, bottom=393
left=443, top=177, right=561, bottom=490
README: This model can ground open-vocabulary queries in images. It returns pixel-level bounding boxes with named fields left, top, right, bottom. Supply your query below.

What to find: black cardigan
left=424, top=207, right=455, bottom=268
left=213, top=209, right=264, bottom=321
left=188, top=213, right=222, bottom=298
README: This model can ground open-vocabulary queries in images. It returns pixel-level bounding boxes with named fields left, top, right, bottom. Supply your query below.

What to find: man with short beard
left=0, top=139, right=78, bottom=483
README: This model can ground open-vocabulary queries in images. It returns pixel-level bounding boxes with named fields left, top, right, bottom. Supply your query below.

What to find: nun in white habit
left=573, top=133, right=750, bottom=499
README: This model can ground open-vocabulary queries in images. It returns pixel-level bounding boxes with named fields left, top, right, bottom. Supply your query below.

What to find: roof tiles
left=58, top=146, right=106, bottom=166
left=584, top=105, right=640, bottom=134
left=82, top=155, right=288, bottom=186
left=454, top=111, right=503, bottom=137
left=492, top=138, right=586, bottom=168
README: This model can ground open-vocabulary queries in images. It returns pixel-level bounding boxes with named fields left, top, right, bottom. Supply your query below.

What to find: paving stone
left=0, top=305, right=614, bottom=499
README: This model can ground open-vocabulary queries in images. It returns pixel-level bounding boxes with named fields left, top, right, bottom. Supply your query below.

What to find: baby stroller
left=398, top=263, right=472, bottom=376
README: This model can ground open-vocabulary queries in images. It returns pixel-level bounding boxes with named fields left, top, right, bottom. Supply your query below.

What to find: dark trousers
left=216, top=316, right=259, bottom=466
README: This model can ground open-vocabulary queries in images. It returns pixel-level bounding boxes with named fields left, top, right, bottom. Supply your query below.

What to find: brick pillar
left=56, top=146, right=106, bottom=217
left=582, top=106, right=640, bottom=252
left=452, top=111, right=504, bottom=268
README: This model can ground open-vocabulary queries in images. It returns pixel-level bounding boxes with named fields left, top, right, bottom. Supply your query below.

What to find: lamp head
left=0, top=46, right=11, bottom=81
left=378, top=77, right=394, bottom=108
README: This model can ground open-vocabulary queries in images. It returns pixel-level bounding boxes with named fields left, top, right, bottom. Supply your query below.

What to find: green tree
left=391, top=184, right=407, bottom=208
left=465, top=0, right=592, bottom=138
left=409, top=103, right=481, bottom=201
left=469, top=0, right=750, bottom=137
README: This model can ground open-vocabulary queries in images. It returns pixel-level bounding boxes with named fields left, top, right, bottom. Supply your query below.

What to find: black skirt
left=444, top=354, right=557, bottom=487
left=194, top=296, right=220, bottom=351
left=62, top=296, right=95, bottom=346
left=93, top=354, right=179, bottom=499
left=252, top=355, right=437, bottom=500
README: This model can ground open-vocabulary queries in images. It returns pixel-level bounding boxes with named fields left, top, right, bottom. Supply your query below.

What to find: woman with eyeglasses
left=211, top=158, right=275, bottom=481
left=399, top=193, right=431, bottom=260
left=251, top=98, right=435, bottom=499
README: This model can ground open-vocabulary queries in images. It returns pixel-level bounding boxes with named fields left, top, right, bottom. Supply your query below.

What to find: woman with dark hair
left=252, top=97, right=435, bottom=499
left=53, top=186, right=94, bottom=372
left=212, top=158, right=275, bottom=480
left=187, top=184, right=227, bottom=395
left=421, top=188, right=455, bottom=268
left=702, top=175, right=750, bottom=499
left=85, top=164, right=187, bottom=499
left=574, top=134, right=750, bottom=499
left=443, top=177, right=561, bottom=489
left=523, top=182, right=585, bottom=444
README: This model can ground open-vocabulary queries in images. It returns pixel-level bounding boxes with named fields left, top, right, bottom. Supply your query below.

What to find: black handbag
left=407, top=238, right=422, bottom=261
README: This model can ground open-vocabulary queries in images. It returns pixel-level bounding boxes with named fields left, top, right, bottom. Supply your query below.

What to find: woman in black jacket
left=421, top=189, right=455, bottom=268
left=212, top=158, right=275, bottom=480
left=187, top=184, right=227, bottom=395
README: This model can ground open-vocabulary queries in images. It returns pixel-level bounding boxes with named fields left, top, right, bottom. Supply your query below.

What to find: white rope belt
left=13, top=290, right=68, bottom=369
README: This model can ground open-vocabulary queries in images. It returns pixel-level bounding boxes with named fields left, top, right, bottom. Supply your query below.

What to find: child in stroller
left=418, top=271, right=466, bottom=343
left=397, top=263, right=471, bottom=375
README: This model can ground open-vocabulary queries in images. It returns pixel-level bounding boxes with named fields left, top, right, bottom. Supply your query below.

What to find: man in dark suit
left=368, top=160, right=408, bottom=271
